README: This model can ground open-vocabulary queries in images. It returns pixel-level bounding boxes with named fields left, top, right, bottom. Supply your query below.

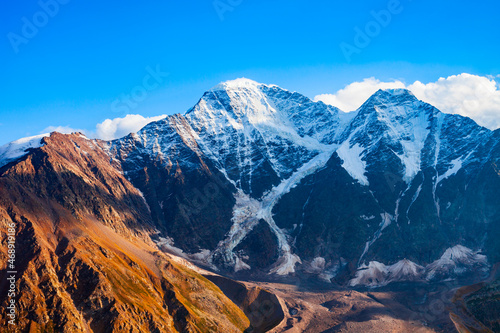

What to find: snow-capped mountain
left=3, top=78, right=499, bottom=287
left=184, top=78, right=352, bottom=197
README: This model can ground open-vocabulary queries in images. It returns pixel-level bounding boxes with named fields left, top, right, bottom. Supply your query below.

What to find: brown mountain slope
left=0, top=132, right=249, bottom=332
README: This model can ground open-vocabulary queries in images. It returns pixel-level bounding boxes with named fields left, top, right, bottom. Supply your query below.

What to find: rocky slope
left=464, top=278, right=500, bottom=331
left=0, top=133, right=249, bottom=332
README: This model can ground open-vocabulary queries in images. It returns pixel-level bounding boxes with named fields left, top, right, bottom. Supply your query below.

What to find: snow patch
left=213, top=149, right=336, bottom=275
left=303, top=257, right=326, bottom=275
left=406, top=182, right=423, bottom=224
left=191, top=249, right=212, bottom=262
left=0, top=133, right=49, bottom=168
left=336, top=140, right=368, bottom=186
left=135, top=188, right=151, bottom=213
left=234, top=256, right=251, bottom=272
left=437, top=157, right=463, bottom=184
left=212, top=78, right=268, bottom=92
left=155, top=236, right=216, bottom=270
left=212, top=190, right=262, bottom=268
left=303, top=257, right=341, bottom=282
left=156, top=236, right=186, bottom=258
left=374, top=105, right=429, bottom=182
left=358, top=212, right=393, bottom=265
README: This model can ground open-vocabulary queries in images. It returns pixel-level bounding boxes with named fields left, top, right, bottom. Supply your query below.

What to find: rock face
left=107, top=115, right=237, bottom=254
left=1, top=78, right=499, bottom=295
left=464, top=278, right=500, bottom=332
left=271, top=89, right=499, bottom=284
left=0, top=133, right=249, bottom=332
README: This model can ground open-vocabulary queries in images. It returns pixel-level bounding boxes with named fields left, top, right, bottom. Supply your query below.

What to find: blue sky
left=1, top=0, right=500, bottom=144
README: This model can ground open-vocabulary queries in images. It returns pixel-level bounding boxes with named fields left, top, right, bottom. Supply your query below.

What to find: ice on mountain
left=437, top=157, right=464, bottom=184
left=0, top=133, right=49, bottom=168
left=336, top=140, right=368, bottom=186
left=234, top=256, right=251, bottom=272
left=102, top=80, right=497, bottom=279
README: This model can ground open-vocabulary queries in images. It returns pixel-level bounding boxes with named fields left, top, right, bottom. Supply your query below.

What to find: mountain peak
left=0, top=133, right=50, bottom=169
left=378, top=88, right=414, bottom=95
left=369, top=88, right=417, bottom=103
left=356, top=88, right=420, bottom=114
left=211, top=78, right=263, bottom=91
left=211, top=78, right=281, bottom=92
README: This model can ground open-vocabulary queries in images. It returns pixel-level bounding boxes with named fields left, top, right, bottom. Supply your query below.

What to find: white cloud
left=315, top=74, right=500, bottom=130
left=41, top=125, right=87, bottom=135
left=39, top=73, right=500, bottom=144
left=407, top=74, right=500, bottom=130
left=42, top=115, right=167, bottom=141
left=94, top=114, right=167, bottom=140
left=315, top=77, right=405, bottom=112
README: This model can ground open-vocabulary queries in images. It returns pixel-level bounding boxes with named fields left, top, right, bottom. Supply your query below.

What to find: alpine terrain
left=0, top=78, right=499, bottom=332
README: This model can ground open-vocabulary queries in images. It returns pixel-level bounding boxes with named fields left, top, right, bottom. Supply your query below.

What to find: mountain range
left=1, top=78, right=499, bottom=331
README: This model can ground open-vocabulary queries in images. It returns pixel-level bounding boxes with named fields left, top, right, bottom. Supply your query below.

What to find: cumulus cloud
left=95, top=114, right=167, bottom=140
left=41, top=125, right=87, bottom=135
left=408, top=74, right=500, bottom=130
left=315, top=74, right=500, bottom=130
left=315, top=78, right=406, bottom=112
left=42, top=115, right=167, bottom=141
